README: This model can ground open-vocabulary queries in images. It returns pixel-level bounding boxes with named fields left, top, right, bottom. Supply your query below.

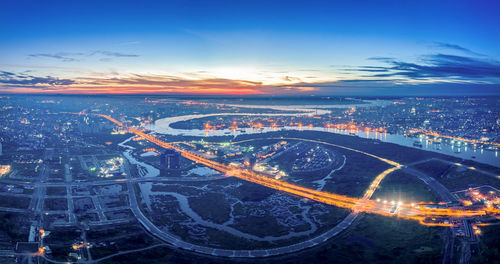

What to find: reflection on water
left=149, top=115, right=499, bottom=167
left=148, top=99, right=499, bottom=168
left=333, top=128, right=499, bottom=167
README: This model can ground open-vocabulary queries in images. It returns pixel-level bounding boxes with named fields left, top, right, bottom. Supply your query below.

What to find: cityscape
left=1, top=1, right=500, bottom=264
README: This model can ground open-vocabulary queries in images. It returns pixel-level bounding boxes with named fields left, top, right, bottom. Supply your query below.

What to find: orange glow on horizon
left=1, top=87, right=263, bottom=95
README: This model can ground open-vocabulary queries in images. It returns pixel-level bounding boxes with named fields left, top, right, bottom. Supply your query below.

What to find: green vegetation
left=22, top=187, right=34, bottom=195
left=43, top=229, right=82, bottom=261
left=412, top=160, right=453, bottom=179
left=0, top=212, right=29, bottom=241
left=474, top=224, right=500, bottom=264
left=46, top=245, right=73, bottom=262
left=231, top=211, right=291, bottom=238
left=88, top=225, right=143, bottom=241
left=374, top=170, right=439, bottom=202
left=440, top=167, right=500, bottom=190
left=202, top=226, right=274, bottom=250
left=99, top=214, right=445, bottom=264
left=98, top=244, right=212, bottom=264
left=46, top=186, right=67, bottom=196
left=411, top=159, right=500, bottom=190
left=46, top=229, right=81, bottom=243
left=44, top=198, right=68, bottom=211
left=77, top=212, right=99, bottom=222
left=228, top=181, right=276, bottom=202
left=90, top=232, right=158, bottom=259
left=268, top=214, right=444, bottom=264
left=324, top=149, right=390, bottom=197
left=0, top=195, right=30, bottom=209
left=461, top=160, right=500, bottom=175
left=188, top=193, right=231, bottom=224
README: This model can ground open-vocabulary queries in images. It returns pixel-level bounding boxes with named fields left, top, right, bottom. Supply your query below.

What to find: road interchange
left=96, top=114, right=500, bottom=225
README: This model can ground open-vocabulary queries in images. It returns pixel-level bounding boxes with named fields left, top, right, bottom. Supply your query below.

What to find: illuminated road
left=8, top=112, right=492, bottom=261
left=95, top=114, right=500, bottom=224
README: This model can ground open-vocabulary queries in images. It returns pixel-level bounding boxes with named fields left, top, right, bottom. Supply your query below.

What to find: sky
left=1, top=0, right=500, bottom=96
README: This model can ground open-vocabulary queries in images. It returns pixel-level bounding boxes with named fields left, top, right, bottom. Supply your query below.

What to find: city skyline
left=2, top=0, right=500, bottom=95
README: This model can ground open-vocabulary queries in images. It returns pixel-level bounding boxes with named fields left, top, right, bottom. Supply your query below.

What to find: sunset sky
left=1, top=0, right=500, bottom=95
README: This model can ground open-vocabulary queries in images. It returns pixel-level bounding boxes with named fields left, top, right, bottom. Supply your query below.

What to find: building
left=160, top=149, right=181, bottom=176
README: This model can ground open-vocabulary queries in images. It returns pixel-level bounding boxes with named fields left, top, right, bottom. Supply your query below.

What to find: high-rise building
left=160, top=149, right=180, bottom=176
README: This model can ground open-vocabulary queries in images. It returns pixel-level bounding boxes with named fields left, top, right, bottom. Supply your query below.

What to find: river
left=146, top=103, right=499, bottom=167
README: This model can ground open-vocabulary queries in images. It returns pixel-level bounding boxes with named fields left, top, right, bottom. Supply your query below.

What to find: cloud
left=0, top=71, right=264, bottom=94
left=0, top=71, right=16, bottom=78
left=0, top=71, right=319, bottom=94
left=28, top=52, right=84, bottom=62
left=355, top=54, right=500, bottom=79
left=367, top=57, right=394, bottom=61
left=27, top=50, right=140, bottom=62
left=342, top=66, right=389, bottom=73
left=0, top=71, right=75, bottom=86
left=1, top=65, right=498, bottom=95
left=89, top=51, right=139, bottom=57
left=282, top=76, right=302, bottom=82
left=432, top=42, right=484, bottom=56
left=259, top=79, right=499, bottom=96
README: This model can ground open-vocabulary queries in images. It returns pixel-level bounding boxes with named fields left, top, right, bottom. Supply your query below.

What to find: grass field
left=0, top=195, right=30, bottom=209
left=46, top=186, right=67, bottom=196
left=373, top=170, right=439, bottom=203
left=410, top=160, right=500, bottom=191
left=441, top=168, right=500, bottom=190
left=99, top=213, right=445, bottom=264
left=473, top=224, right=500, bottom=264
left=188, top=192, right=231, bottom=224
left=266, top=214, right=444, bottom=264
left=412, top=160, right=454, bottom=179
left=44, top=198, right=68, bottom=211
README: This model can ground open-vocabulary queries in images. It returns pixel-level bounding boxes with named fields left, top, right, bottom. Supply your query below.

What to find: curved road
left=119, top=135, right=401, bottom=259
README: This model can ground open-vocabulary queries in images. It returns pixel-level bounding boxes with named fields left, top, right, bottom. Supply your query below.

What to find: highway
left=14, top=112, right=492, bottom=261
left=95, top=114, right=500, bottom=222
left=2, top=112, right=495, bottom=262
left=93, top=114, right=410, bottom=258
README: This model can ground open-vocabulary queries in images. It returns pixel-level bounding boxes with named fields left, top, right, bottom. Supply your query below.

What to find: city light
left=0, top=165, right=11, bottom=177
left=3, top=2, right=500, bottom=262
left=96, top=113, right=500, bottom=226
